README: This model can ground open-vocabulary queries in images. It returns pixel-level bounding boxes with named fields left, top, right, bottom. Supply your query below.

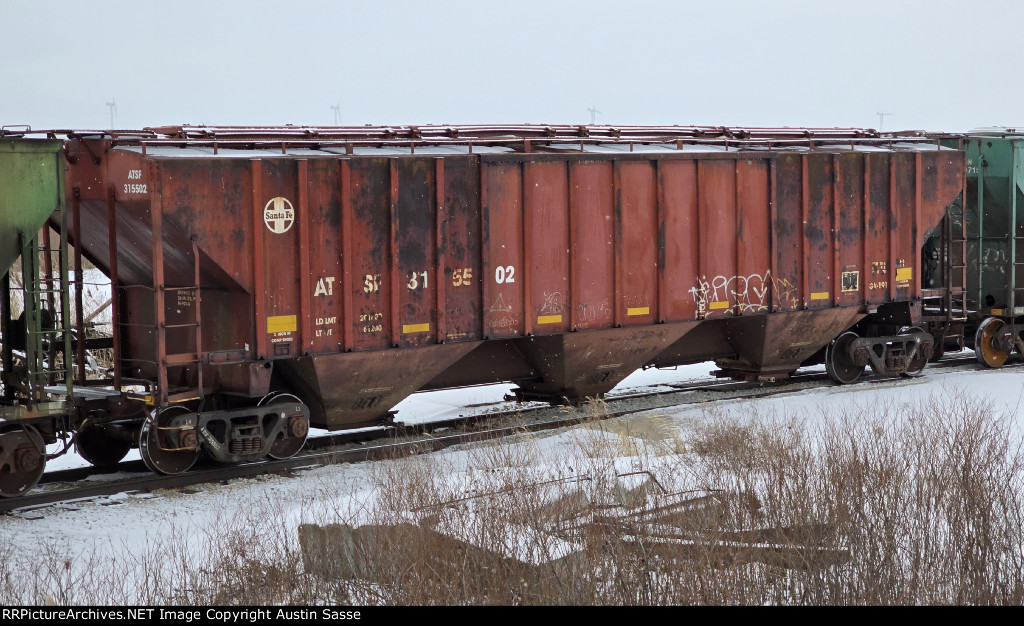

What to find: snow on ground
left=6, top=358, right=1024, bottom=594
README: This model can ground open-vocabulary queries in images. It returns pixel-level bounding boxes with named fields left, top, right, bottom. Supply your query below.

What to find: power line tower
left=331, top=104, right=341, bottom=126
left=588, top=106, right=601, bottom=125
left=106, top=99, right=118, bottom=128
left=876, top=111, right=891, bottom=131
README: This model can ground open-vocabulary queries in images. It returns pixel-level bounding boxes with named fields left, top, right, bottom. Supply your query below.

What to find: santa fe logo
left=263, top=197, right=295, bottom=234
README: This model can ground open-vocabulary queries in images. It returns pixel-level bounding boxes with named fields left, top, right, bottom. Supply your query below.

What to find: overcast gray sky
left=3, top=0, right=1017, bottom=132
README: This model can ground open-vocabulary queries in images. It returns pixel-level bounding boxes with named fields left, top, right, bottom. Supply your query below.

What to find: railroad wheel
left=975, top=317, right=1011, bottom=368
left=899, top=326, right=928, bottom=378
left=0, top=424, right=46, bottom=497
left=825, top=331, right=864, bottom=384
left=75, top=423, right=131, bottom=467
left=259, top=393, right=309, bottom=460
left=139, top=405, right=199, bottom=475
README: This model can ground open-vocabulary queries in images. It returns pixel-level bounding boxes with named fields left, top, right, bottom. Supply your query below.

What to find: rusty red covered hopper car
left=0, top=125, right=965, bottom=493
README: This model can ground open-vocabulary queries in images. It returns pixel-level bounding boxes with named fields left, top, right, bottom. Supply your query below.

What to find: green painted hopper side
left=962, top=133, right=1024, bottom=314
left=0, top=137, right=64, bottom=275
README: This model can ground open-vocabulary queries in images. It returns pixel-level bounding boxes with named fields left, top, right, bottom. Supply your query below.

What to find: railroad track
left=1, top=353, right=1009, bottom=516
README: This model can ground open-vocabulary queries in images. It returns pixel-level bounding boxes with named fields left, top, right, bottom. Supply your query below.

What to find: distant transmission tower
left=106, top=99, right=118, bottom=128
left=331, top=104, right=341, bottom=125
left=876, top=111, right=891, bottom=130
left=588, top=106, right=601, bottom=124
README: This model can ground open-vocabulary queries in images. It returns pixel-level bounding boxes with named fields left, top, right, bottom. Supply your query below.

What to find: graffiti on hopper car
left=690, top=270, right=799, bottom=316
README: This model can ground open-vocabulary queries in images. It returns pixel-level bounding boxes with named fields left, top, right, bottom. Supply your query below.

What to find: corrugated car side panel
left=256, top=160, right=301, bottom=358
left=920, top=149, right=963, bottom=239
left=773, top=154, right=803, bottom=312
left=865, top=153, right=891, bottom=303
left=914, top=151, right=953, bottom=299
left=348, top=158, right=391, bottom=350
left=105, top=153, right=158, bottom=376
left=525, top=161, right=570, bottom=334
left=482, top=162, right=525, bottom=338
left=158, top=158, right=253, bottom=288
left=923, top=149, right=964, bottom=228
left=440, top=156, right=482, bottom=342
left=696, top=159, right=738, bottom=317
left=307, top=158, right=343, bottom=354
left=615, top=160, right=658, bottom=325
left=570, top=161, right=615, bottom=330
left=892, top=153, right=917, bottom=300
left=104, top=151, right=160, bottom=286
left=152, top=158, right=252, bottom=357
left=735, top=158, right=771, bottom=316
left=835, top=153, right=866, bottom=308
left=659, top=159, right=699, bottom=322
left=394, top=158, right=437, bottom=348
left=804, top=154, right=834, bottom=309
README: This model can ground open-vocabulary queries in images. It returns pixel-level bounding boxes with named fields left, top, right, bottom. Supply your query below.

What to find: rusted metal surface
left=0, top=426, right=46, bottom=497
left=277, top=345, right=479, bottom=428
left=59, top=126, right=964, bottom=429
left=512, top=324, right=698, bottom=402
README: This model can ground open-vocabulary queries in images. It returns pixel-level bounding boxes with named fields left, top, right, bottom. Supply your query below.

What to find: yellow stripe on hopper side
left=403, top=323, right=431, bottom=334
left=627, top=307, right=650, bottom=316
left=709, top=301, right=730, bottom=310
left=266, top=315, right=297, bottom=333
left=537, top=315, right=562, bottom=324
left=895, top=267, right=913, bottom=281
left=811, top=292, right=830, bottom=300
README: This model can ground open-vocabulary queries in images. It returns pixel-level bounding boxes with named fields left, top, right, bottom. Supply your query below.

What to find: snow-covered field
left=4, top=357, right=1024, bottom=603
